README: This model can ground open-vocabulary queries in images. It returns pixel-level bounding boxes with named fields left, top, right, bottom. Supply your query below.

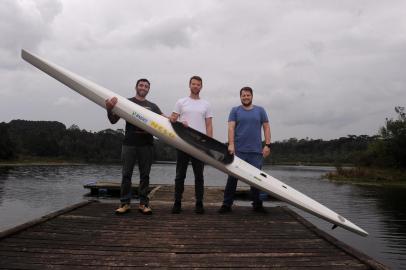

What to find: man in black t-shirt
left=105, top=78, right=163, bottom=215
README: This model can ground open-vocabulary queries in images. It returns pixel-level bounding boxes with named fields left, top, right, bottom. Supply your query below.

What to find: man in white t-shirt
left=170, top=76, right=213, bottom=214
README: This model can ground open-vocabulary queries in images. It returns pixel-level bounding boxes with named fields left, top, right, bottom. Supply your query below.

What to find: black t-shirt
left=123, top=97, right=163, bottom=146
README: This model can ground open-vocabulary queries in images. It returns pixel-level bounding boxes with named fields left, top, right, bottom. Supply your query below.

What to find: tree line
left=0, top=120, right=176, bottom=163
left=0, top=107, right=405, bottom=169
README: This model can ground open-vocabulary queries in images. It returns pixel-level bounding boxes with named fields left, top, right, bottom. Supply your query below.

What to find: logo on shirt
left=132, top=111, right=148, bottom=123
left=150, top=121, right=176, bottom=138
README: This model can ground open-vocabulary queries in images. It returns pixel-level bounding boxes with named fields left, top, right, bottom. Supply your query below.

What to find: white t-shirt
left=173, top=96, right=213, bottom=134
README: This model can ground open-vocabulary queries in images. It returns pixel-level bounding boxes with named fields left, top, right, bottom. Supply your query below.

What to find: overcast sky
left=1, top=0, right=405, bottom=142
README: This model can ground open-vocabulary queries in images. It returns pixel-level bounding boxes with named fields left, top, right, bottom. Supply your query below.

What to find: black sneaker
left=218, top=205, right=232, bottom=214
left=253, top=205, right=267, bottom=213
left=171, top=201, right=182, bottom=214
left=195, top=201, right=205, bottom=214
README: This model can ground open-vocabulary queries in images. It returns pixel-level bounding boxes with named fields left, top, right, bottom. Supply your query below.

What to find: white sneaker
left=139, top=204, right=152, bottom=215
left=115, top=203, right=130, bottom=214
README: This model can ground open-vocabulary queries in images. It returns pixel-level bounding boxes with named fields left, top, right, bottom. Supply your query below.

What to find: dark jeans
left=223, top=152, right=263, bottom=207
left=120, top=145, right=153, bottom=205
left=174, top=150, right=204, bottom=202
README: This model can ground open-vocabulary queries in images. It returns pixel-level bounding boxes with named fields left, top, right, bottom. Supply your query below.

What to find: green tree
left=379, top=106, right=406, bottom=168
left=7, top=120, right=66, bottom=157
left=0, top=123, right=15, bottom=160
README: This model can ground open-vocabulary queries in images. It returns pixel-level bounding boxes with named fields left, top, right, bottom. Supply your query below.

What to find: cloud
left=53, top=96, right=84, bottom=107
left=34, top=0, right=62, bottom=23
left=129, top=17, right=197, bottom=49
left=2, top=0, right=406, bottom=141
left=0, top=0, right=62, bottom=70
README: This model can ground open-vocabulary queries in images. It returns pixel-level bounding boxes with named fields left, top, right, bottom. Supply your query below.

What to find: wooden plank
left=0, top=200, right=93, bottom=240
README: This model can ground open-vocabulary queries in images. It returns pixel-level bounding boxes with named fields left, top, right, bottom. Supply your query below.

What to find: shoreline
left=0, top=161, right=336, bottom=167
left=327, top=178, right=406, bottom=187
left=0, top=159, right=336, bottom=166
left=0, top=161, right=178, bottom=166
left=324, top=167, right=406, bottom=187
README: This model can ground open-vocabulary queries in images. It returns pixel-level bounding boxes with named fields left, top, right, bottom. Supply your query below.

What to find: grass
left=0, top=157, right=87, bottom=166
left=325, top=166, right=406, bottom=187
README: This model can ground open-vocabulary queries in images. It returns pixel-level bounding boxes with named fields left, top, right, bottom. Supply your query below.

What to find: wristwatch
left=265, top=143, right=271, bottom=148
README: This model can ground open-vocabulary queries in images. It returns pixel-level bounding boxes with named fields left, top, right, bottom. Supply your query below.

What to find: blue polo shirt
left=228, top=105, right=269, bottom=154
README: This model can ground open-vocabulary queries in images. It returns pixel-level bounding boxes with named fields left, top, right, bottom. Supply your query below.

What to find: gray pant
left=120, top=145, right=153, bottom=205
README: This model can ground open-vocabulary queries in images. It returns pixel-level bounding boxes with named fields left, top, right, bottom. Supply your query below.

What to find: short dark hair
left=240, top=86, right=253, bottom=96
left=136, top=78, right=150, bottom=88
left=189, top=75, right=202, bottom=85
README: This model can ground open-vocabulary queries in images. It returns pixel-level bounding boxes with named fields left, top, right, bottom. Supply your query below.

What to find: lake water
left=0, top=164, right=404, bottom=269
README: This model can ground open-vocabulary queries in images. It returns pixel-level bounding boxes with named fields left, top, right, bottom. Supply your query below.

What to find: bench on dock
left=83, top=181, right=265, bottom=201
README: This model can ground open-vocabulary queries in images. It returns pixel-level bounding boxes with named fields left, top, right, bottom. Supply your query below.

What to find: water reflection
left=359, top=185, right=406, bottom=269
left=0, top=166, right=12, bottom=204
left=0, top=166, right=12, bottom=177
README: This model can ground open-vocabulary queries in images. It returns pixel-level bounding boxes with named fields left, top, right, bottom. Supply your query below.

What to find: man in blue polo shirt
left=219, top=86, right=271, bottom=213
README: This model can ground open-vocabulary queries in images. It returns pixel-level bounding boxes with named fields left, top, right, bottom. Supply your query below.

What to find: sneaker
left=218, top=204, right=232, bottom=214
left=171, top=201, right=182, bottom=214
left=195, top=201, right=205, bottom=214
left=253, top=205, right=267, bottom=213
left=115, top=203, right=130, bottom=214
left=139, top=204, right=152, bottom=215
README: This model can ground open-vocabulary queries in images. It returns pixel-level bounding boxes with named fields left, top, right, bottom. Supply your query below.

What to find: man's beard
left=242, top=100, right=252, bottom=107
left=191, top=88, right=201, bottom=95
left=137, top=89, right=148, bottom=97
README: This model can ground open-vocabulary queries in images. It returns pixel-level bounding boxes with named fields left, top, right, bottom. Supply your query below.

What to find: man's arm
left=262, top=122, right=271, bottom=158
left=205, top=117, right=213, bottom=138
left=106, top=97, right=120, bottom=124
left=228, top=121, right=236, bottom=154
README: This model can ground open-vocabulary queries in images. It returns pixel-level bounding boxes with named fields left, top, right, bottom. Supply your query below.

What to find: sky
left=1, top=0, right=406, bottom=142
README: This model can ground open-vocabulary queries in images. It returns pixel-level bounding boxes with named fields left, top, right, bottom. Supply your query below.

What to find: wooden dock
left=0, top=199, right=387, bottom=269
